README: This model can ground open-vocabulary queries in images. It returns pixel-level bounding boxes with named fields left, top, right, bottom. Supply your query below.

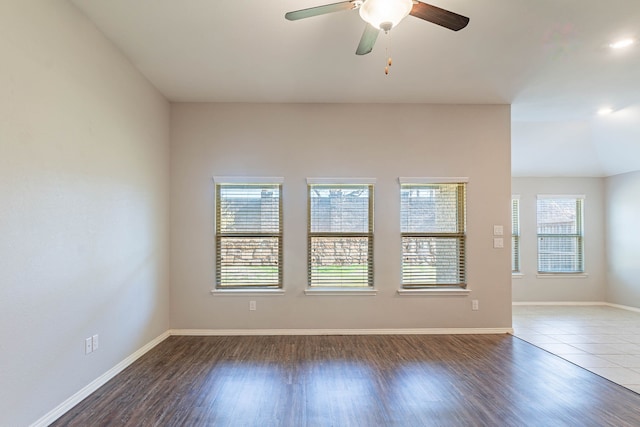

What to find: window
left=512, top=197, right=520, bottom=273
left=308, top=181, right=374, bottom=288
left=537, top=195, right=584, bottom=274
left=400, top=180, right=466, bottom=288
left=215, top=180, right=282, bottom=288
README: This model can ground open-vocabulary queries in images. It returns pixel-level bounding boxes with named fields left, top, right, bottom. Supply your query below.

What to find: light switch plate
left=493, top=237, right=504, bottom=249
left=493, top=225, right=504, bottom=236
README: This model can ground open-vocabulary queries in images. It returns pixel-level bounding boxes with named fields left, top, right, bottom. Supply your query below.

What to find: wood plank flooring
left=52, top=334, right=640, bottom=426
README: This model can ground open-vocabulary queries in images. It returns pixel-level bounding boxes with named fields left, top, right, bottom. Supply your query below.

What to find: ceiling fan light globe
left=359, top=0, right=413, bottom=30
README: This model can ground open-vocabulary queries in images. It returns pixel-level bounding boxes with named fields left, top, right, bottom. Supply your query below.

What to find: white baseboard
left=512, top=301, right=640, bottom=313
left=605, top=302, right=640, bottom=313
left=170, top=327, right=513, bottom=336
left=31, top=331, right=170, bottom=427
left=512, top=301, right=607, bottom=306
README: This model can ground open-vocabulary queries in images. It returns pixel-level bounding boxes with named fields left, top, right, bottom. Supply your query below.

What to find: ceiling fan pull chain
left=384, top=32, right=392, bottom=75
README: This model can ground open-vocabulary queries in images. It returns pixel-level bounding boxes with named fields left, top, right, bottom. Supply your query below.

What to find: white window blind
left=400, top=182, right=466, bottom=287
left=215, top=183, right=282, bottom=288
left=512, top=197, right=520, bottom=273
left=537, top=196, right=584, bottom=273
left=308, top=184, right=373, bottom=287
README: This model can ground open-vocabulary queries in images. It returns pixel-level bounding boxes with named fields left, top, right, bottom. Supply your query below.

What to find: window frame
left=306, top=178, right=375, bottom=289
left=536, top=194, right=585, bottom=275
left=399, top=177, right=468, bottom=289
left=213, top=177, right=284, bottom=290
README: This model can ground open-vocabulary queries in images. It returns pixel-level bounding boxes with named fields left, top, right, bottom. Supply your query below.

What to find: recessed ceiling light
left=609, top=38, right=635, bottom=49
left=598, top=107, right=614, bottom=115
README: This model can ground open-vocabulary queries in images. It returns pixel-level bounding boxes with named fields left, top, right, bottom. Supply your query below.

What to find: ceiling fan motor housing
left=359, top=0, right=413, bottom=30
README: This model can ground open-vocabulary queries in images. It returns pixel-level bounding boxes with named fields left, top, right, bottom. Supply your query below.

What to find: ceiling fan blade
left=285, top=1, right=358, bottom=21
left=410, top=1, right=469, bottom=31
left=355, top=23, right=380, bottom=55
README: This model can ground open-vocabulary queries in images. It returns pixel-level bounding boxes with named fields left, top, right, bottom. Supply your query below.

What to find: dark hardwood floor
left=53, top=334, right=640, bottom=426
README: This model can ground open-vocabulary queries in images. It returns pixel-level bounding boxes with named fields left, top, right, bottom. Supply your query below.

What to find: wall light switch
left=493, top=237, right=504, bottom=249
left=85, top=337, right=93, bottom=355
left=493, top=225, right=504, bottom=236
left=92, top=334, right=99, bottom=351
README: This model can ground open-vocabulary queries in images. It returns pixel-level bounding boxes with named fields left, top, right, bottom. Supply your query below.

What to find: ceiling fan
left=285, top=0, right=469, bottom=55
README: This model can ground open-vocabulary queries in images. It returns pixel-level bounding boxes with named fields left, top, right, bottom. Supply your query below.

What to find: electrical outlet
left=85, top=337, right=93, bottom=354
left=249, top=300, right=256, bottom=311
left=472, top=300, right=479, bottom=311
left=92, top=334, right=99, bottom=351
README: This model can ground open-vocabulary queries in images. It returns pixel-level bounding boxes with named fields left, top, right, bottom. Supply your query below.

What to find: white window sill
left=210, top=288, right=286, bottom=296
left=512, top=273, right=524, bottom=279
left=397, top=288, right=471, bottom=296
left=305, top=287, right=378, bottom=296
left=536, top=273, right=589, bottom=279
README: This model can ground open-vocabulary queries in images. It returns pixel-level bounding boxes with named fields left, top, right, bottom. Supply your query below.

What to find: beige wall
left=511, top=177, right=606, bottom=302
left=0, top=2, right=170, bottom=425
left=606, top=170, right=640, bottom=307
left=170, top=103, right=512, bottom=330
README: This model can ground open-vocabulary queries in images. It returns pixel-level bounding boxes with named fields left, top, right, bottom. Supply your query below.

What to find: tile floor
left=512, top=304, right=640, bottom=393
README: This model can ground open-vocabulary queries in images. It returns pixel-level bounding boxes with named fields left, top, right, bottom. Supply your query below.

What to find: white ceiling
left=70, top=0, right=640, bottom=177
